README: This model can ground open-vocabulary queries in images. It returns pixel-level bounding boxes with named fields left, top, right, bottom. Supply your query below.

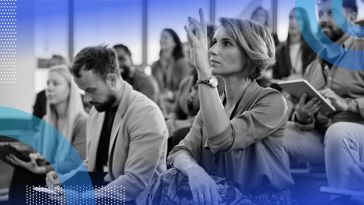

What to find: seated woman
left=7, top=65, right=88, bottom=204
left=147, top=10, right=294, bottom=205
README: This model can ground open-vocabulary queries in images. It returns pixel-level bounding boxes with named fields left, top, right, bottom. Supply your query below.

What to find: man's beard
left=120, top=65, right=131, bottom=81
left=320, top=22, right=344, bottom=43
left=92, top=94, right=117, bottom=112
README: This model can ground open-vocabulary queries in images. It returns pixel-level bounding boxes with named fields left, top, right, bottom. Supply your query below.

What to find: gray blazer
left=86, top=82, right=168, bottom=202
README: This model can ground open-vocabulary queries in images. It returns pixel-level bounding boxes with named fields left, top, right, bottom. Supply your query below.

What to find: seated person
left=151, top=28, right=192, bottom=116
left=324, top=122, right=364, bottom=204
left=7, top=65, right=88, bottom=204
left=113, top=44, right=159, bottom=102
left=47, top=46, right=168, bottom=204
left=283, top=0, right=364, bottom=167
left=147, top=10, right=294, bottom=205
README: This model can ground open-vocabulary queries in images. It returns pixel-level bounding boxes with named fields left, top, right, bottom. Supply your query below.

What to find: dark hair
left=318, top=0, right=358, bottom=13
left=251, top=6, right=269, bottom=27
left=70, top=45, right=120, bottom=80
left=288, top=7, right=317, bottom=49
left=113, top=44, right=132, bottom=57
left=343, top=0, right=358, bottom=13
left=161, top=28, right=184, bottom=60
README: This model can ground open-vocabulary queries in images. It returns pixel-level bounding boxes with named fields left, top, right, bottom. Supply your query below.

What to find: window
left=148, top=0, right=209, bottom=64
left=74, top=0, right=143, bottom=65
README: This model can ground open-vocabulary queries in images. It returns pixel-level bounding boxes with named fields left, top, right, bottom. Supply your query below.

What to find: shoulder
left=134, top=69, right=155, bottom=83
left=304, top=58, right=320, bottom=75
left=127, top=93, right=167, bottom=131
left=129, top=92, right=163, bottom=118
left=73, top=113, right=88, bottom=135
left=74, top=113, right=87, bottom=127
left=254, top=87, right=287, bottom=112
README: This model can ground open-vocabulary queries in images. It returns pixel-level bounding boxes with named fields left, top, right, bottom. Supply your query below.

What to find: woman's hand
left=320, top=88, right=348, bottom=112
left=46, top=171, right=61, bottom=188
left=7, top=154, right=46, bottom=174
left=185, top=9, right=211, bottom=80
left=186, top=165, right=220, bottom=205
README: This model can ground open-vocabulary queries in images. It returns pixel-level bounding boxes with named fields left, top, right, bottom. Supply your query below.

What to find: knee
left=324, top=122, right=351, bottom=148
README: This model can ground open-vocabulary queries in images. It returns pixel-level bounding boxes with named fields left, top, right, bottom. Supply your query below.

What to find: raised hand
left=185, top=9, right=211, bottom=80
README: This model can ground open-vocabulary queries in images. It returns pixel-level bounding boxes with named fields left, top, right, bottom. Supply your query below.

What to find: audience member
left=273, top=7, right=317, bottom=80
left=48, top=46, right=168, bottom=204
left=8, top=65, right=88, bottom=204
left=33, top=55, right=68, bottom=120
left=113, top=44, right=159, bottom=102
left=151, top=28, right=192, bottom=115
left=284, top=0, right=364, bottom=169
left=148, top=10, right=294, bottom=205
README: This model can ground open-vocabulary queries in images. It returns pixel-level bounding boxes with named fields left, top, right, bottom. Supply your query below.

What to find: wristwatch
left=197, top=76, right=218, bottom=88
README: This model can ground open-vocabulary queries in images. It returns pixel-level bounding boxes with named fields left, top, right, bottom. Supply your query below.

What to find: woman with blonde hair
left=148, top=10, right=294, bottom=205
left=8, top=65, right=88, bottom=204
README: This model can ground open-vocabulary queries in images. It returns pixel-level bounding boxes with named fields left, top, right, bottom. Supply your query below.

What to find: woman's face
left=288, top=10, right=303, bottom=35
left=46, top=71, right=70, bottom=105
left=160, top=30, right=176, bottom=51
left=209, top=27, right=246, bottom=76
left=252, top=8, right=267, bottom=26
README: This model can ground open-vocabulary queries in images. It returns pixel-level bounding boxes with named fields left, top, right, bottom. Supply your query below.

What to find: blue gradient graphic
left=296, top=0, right=364, bottom=71
left=0, top=106, right=95, bottom=205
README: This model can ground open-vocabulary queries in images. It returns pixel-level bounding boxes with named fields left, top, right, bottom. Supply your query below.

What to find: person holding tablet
left=7, top=65, right=88, bottom=204
left=283, top=0, right=364, bottom=169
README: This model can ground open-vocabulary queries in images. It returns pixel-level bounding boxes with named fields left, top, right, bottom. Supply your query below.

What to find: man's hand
left=295, top=94, right=321, bottom=123
left=320, top=88, right=348, bottom=112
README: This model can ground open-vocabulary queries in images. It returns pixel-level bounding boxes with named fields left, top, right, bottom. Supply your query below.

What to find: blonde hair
left=219, top=17, right=275, bottom=79
left=42, top=65, right=87, bottom=164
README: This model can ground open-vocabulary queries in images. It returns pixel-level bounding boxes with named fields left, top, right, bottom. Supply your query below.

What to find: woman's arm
left=186, top=10, right=231, bottom=139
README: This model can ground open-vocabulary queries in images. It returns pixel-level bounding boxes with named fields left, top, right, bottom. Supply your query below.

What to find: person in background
left=113, top=44, right=159, bottom=102
left=239, top=0, right=280, bottom=46
left=151, top=28, right=192, bottom=116
left=8, top=65, right=88, bottom=204
left=283, top=0, right=364, bottom=172
left=33, top=54, right=68, bottom=121
left=271, top=7, right=318, bottom=119
left=148, top=10, right=294, bottom=205
left=273, top=7, right=317, bottom=80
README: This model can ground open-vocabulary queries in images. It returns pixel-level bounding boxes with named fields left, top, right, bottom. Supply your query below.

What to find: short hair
left=70, top=45, right=120, bottom=80
left=318, top=0, right=358, bottom=13
left=219, top=17, right=275, bottom=79
left=113, top=44, right=132, bottom=57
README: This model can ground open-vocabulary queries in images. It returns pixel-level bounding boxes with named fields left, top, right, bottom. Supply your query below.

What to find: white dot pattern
left=26, top=185, right=127, bottom=204
left=0, top=0, right=16, bottom=84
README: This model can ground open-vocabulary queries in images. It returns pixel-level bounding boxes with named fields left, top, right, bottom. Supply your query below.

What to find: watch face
left=209, top=76, right=218, bottom=87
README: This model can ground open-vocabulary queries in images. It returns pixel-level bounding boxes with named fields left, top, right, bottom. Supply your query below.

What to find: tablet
left=0, top=143, right=31, bottom=166
left=275, top=79, right=336, bottom=114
